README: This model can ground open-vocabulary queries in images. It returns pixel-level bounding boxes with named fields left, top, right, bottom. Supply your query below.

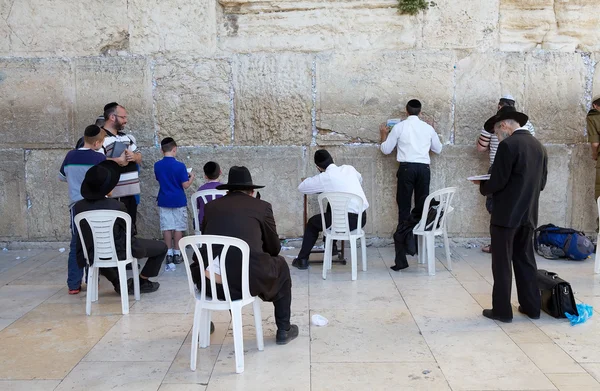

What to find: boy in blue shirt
left=58, top=125, right=107, bottom=294
left=154, top=137, right=195, bottom=265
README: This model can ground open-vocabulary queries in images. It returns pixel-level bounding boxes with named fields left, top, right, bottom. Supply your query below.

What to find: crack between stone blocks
left=4, top=0, right=26, bottom=47
left=149, top=59, right=160, bottom=148
left=311, top=55, right=317, bottom=146
left=228, top=58, right=235, bottom=144
left=450, top=60, right=457, bottom=145
left=582, top=52, right=595, bottom=138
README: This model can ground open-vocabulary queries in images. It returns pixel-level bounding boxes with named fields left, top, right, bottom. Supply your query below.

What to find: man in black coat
left=74, top=160, right=167, bottom=293
left=191, top=166, right=299, bottom=345
left=473, top=107, right=548, bottom=323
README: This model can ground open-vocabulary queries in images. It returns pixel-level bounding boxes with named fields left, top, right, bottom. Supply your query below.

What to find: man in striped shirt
left=476, top=95, right=535, bottom=253
left=102, top=102, right=143, bottom=234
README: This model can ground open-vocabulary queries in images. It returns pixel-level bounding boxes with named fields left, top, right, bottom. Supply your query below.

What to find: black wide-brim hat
left=81, top=160, right=121, bottom=200
left=216, top=166, right=264, bottom=191
left=484, top=105, right=529, bottom=133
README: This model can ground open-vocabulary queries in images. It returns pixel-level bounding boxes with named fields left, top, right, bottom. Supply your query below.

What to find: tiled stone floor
left=1, top=244, right=600, bottom=390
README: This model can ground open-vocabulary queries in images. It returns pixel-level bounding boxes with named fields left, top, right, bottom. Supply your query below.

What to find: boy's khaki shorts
left=159, top=206, right=188, bottom=232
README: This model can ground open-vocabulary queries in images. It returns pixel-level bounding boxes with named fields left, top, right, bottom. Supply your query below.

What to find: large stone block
left=522, top=52, right=586, bottom=144
left=2, top=0, right=128, bottom=56
left=569, top=145, right=597, bottom=233
left=454, top=52, right=527, bottom=146
left=233, top=54, right=313, bottom=146
left=74, top=57, right=154, bottom=147
left=537, top=145, right=572, bottom=228
left=154, top=57, right=231, bottom=146
left=218, top=1, right=418, bottom=53
left=422, top=0, right=499, bottom=50
left=499, top=0, right=600, bottom=51
left=135, top=146, right=305, bottom=239
left=25, top=150, right=70, bottom=240
left=593, top=56, right=600, bottom=100
left=0, top=58, right=74, bottom=148
left=316, top=51, right=455, bottom=145
left=0, top=150, right=27, bottom=239
left=128, top=0, right=217, bottom=55
left=455, top=52, right=587, bottom=145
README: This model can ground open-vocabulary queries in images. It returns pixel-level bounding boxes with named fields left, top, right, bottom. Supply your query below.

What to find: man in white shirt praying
left=380, top=99, right=442, bottom=270
left=380, top=99, right=442, bottom=224
left=292, top=150, right=369, bottom=270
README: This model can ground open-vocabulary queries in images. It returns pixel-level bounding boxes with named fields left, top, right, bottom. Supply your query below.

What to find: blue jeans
left=67, top=209, right=84, bottom=290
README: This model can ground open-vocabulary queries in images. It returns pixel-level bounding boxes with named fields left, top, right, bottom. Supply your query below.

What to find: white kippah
left=501, top=94, right=515, bottom=101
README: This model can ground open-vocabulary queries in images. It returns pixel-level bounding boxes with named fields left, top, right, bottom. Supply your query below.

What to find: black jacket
left=480, top=129, right=548, bottom=228
left=192, top=192, right=290, bottom=302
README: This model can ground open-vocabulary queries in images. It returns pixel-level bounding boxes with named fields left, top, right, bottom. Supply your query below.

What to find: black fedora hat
left=81, top=160, right=121, bottom=200
left=484, top=105, right=529, bottom=133
left=216, top=166, right=264, bottom=191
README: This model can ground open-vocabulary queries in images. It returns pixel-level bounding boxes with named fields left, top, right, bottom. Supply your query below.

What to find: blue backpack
left=534, top=224, right=594, bottom=261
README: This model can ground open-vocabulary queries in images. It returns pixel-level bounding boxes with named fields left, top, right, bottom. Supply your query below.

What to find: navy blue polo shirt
left=154, top=157, right=189, bottom=208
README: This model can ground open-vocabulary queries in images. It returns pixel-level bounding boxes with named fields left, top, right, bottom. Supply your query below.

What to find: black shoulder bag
left=537, top=269, right=578, bottom=318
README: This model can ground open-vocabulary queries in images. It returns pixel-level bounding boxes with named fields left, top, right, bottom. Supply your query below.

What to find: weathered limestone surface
left=594, top=56, right=600, bottom=99
left=25, top=150, right=70, bottom=240
left=569, top=145, right=598, bottom=231
left=136, top=146, right=305, bottom=239
left=74, top=57, right=154, bottom=146
left=422, top=0, right=499, bottom=50
left=0, top=150, right=26, bottom=240
left=128, top=0, right=217, bottom=55
left=1, top=0, right=129, bottom=57
left=233, top=54, right=313, bottom=146
left=316, top=51, right=455, bottom=145
left=523, top=52, right=587, bottom=144
left=455, top=52, right=587, bottom=145
left=0, top=59, right=74, bottom=148
left=154, top=57, right=231, bottom=146
left=499, top=0, right=600, bottom=52
left=537, top=145, right=572, bottom=228
left=218, top=2, right=418, bottom=53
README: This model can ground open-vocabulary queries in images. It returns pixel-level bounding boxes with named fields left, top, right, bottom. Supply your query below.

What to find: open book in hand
left=467, top=174, right=491, bottom=181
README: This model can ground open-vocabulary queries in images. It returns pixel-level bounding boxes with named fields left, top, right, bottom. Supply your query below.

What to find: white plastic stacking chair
left=191, top=189, right=227, bottom=235
left=179, top=235, right=264, bottom=374
left=595, top=197, right=600, bottom=274
left=318, top=192, right=367, bottom=281
left=413, top=187, right=457, bottom=276
left=74, top=210, right=140, bottom=315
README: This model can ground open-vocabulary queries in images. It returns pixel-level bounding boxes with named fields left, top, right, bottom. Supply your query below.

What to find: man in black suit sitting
left=472, top=106, right=548, bottom=323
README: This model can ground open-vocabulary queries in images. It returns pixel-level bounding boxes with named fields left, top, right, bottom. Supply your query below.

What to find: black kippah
left=84, top=125, right=101, bottom=137
left=407, top=99, right=422, bottom=109
left=161, top=137, right=175, bottom=146
left=103, top=102, right=118, bottom=112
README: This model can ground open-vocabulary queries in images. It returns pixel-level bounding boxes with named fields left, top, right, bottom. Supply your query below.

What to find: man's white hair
left=500, top=119, right=520, bottom=128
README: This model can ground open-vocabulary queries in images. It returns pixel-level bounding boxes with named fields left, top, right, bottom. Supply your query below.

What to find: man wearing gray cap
left=476, top=95, right=535, bottom=253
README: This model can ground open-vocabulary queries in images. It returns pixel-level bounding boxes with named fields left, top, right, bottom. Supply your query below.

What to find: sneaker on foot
left=166, top=254, right=174, bottom=264
left=173, top=253, right=183, bottom=264
left=127, top=277, right=160, bottom=293
left=68, top=287, right=81, bottom=295
left=276, top=324, right=299, bottom=345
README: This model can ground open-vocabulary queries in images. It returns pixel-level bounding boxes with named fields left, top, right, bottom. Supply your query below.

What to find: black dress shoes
left=292, top=258, right=309, bottom=270
left=482, top=309, right=512, bottom=323
left=518, top=306, right=540, bottom=320
left=390, top=264, right=409, bottom=272
left=276, top=324, right=299, bottom=345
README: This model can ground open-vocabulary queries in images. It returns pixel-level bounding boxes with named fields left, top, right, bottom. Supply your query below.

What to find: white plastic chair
left=595, top=197, right=600, bottom=274
left=179, top=235, right=264, bottom=374
left=318, top=192, right=367, bottom=281
left=191, top=189, right=227, bottom=235
left=413, top=187, right=457, bottom=276
left=74, top=210, right=140, bottom=315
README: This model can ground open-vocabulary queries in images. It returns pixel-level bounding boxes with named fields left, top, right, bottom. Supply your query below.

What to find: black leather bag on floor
left=537, top=269, right=578, bottom=318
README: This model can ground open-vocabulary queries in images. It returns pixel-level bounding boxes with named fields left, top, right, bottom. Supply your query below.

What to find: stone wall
left=0, top=0, right=599, bottom=242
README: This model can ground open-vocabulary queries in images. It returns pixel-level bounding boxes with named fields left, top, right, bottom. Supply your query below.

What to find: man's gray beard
left=497, top=130, right=510, bottom=142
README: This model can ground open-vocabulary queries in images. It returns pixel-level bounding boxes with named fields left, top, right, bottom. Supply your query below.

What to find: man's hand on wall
left=379, top=123, right=389, bottom=142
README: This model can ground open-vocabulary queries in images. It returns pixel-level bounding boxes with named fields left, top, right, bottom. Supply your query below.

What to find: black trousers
left=100, top=238, right=167, bottom=284
left=396, top=163, right=430, bottom=223
left=196, top=274, right=292, bottom=331
left=297, top=209, right=367, bottom=260
left=116, top=195, right=138, bottom=235
left=490, top=224, right=541, bottom=319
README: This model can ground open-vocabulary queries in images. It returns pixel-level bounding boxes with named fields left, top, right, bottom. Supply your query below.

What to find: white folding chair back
left=74, top=210, right=140, bottom=315
left=317, top=192, right=367, bottom=281
left=595, top=197, right=600, bottom=274
left=413, top=187, right=457, bottom=276
left=179, top=235, right=264, bottom=374
left=191, top=189, right=227, bottom=235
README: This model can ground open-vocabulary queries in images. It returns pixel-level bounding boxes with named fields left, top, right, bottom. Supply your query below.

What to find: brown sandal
left=481, top=245, right=491, bottom=253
